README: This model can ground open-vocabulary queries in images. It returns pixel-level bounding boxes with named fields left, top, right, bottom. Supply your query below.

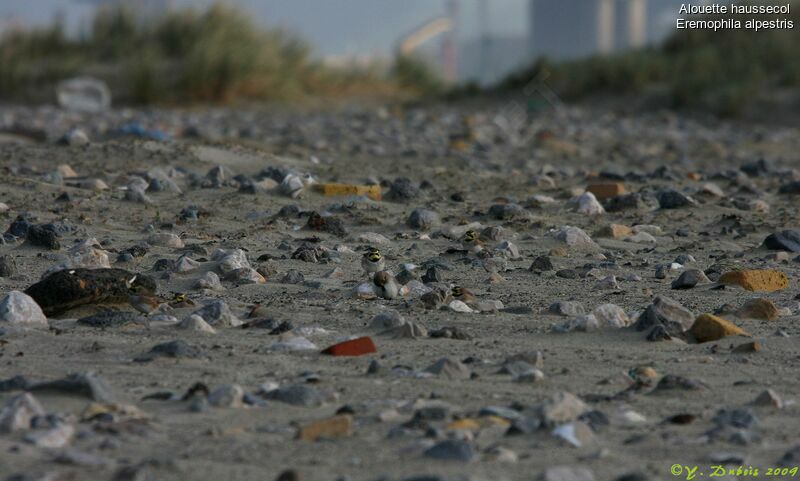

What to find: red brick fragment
left=321, top=336, right=377, bottom=356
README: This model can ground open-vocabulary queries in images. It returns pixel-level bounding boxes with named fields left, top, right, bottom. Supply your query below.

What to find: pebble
left=190, top=300, right=241, bottom=327
left=671, top=269, right=711, bottom=289
left=586, top=182, right=625, bottom=200
left=764, top=230, right=800, bottom=252
left=407, top=208, right=440, bottom=230
left=424, top=358, right=471, bottom=380
left=0, top=291, right=48, bottom=328
left=208, top=384, right=245, bottom=408
left=148, top=233, right=184, bottom=248
left=548, top=301, right=585, bottom=317
left=298, top=414, right=353, bottom=441
left=321, top=337, right=377, bottom=356
left=423, top=439, right=475, bottom=462
left=719, top=269, right=788, bottom=292
left=194, top=271, right=224, bottom=291
left=553, top=226, right=596, bottom=248
left=0, top=393, right=45, bottom=433
left=689, top=314, right=750, bottom=343
left=573, top=192, right=604, bottom=215
left=735, top=298, right=779, bottom=320
left=178, top=314, right=217, bottom=333
left=634, top=296, right=694, bottom=336
left=538, top=392, right=589, bottom=427
left=264, top=384, right=325, bottom=407
left=552, top=421, right=595, bottom=448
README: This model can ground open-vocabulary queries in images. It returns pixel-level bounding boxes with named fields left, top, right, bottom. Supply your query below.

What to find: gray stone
left=671, top=269, right=711, bottom=289
left=0, top=291, right=48, bottom=328
left=0, top=393, right=45, bottom=433
left=190, top=300, right=241, bottom=327
left=407, top=208, right=440, bottom=230
left=208, top=384, right=245, bottom=408
left=548, top=301, right=585, bottom=317
left=264, top=384, right=324, bottom=407
left=634, top=296, right=694, bottom=335
left=423, top=439, right=475, bottom=462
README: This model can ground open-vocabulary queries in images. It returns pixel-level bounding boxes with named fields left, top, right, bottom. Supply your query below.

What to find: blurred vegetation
left=502, top=1, right=800, bottom=117
left=0, top=3, right=442, bottom=105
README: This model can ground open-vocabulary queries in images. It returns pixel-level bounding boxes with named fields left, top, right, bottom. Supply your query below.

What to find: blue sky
left=0, top=0, right=529, bottom=57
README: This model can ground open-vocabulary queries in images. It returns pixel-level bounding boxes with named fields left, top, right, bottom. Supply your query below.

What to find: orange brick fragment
left=718, top=270, right=788, bottom=292
left=315, top=183, right=381, bottom=201
left=689, top=314, right=750, bottom=343
left=586, top=182, right=626, bottom=200
left=687, top=172, right=701, bottom=181
left=321, top=336, right=377, bottom=356
left=596, top=224, right=632, bottom=239
left=298, top=415, right=353, bottom=441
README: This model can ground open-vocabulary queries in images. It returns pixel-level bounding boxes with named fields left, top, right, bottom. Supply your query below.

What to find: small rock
left=689, top=314, right=750, bottom=343
left=298, top=415, right=353, bottom=441
left=208, top=384, right=245, bottom=408
left=671, top=269, right=711, bottom=289
left=424, top=358, right=471, bottom=380
left=264, top=384, right=324, bottom=407
left=736, top=298, right=779, bottom=320
left=554, top=226, right=596, bottom=248
left=719, top=270, right=788, bottom=292
left=148, top=233, right=184, bottom=248
left=423, top=439, right=475, bottom=462
left=407, top=209, right=440, bottom=230
left=0, top=291, right=48, bottom=328
left=0, top=393, right=45, bottom=433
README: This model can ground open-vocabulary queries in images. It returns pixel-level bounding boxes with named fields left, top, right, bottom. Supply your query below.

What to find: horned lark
left=361, top=247, right=386, bottom=276
left=451, top=286, right=476, bottom=303
left=373, top=271, right=400, bottom=300
left=169, top=293, right=196, bottom=308
left=461, top=230, right=484, bottom=254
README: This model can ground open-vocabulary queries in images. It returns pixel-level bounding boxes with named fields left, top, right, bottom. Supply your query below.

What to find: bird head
left=463, top=230, right=477, bottom=243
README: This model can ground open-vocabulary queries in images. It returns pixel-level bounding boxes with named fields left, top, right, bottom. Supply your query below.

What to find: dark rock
left=634, top=296, right=694, bottom=336
left=385, top=178, right=420, bottom=201
left=488, top=203, right=527, bottom=220
left=306, top=212, right=347, bottom=237
left=657, top=189, right=694, bottom=209
left=25, top=268, right=157, bottom=316
left=421, top=266, right=443, bottom=284
left=764, top=230, right=800, bottom=252
left=25, top=224, right=60, bottom=250
left=423, top=439, right=474, bottom=462
left=407, top=208, right=439, bottom=230
left=281, top=270, right=305, bottom=284
left=530, top=256, right=554, bottom=272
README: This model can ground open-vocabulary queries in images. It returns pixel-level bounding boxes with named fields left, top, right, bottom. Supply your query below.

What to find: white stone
left=448, top=300, right=474, bottom=313
left=195, top=271, right=224, bottom=291
left=0, top=291, right=48, bottom=327
left=591, top=304, right=630, bottom=328
left=574, top=192, right=605, bottom=215
left=178, top=314, right=217, bottom=334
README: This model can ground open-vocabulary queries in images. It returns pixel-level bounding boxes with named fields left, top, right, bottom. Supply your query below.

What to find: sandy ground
left=1, top=103, right=800, bottom=481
